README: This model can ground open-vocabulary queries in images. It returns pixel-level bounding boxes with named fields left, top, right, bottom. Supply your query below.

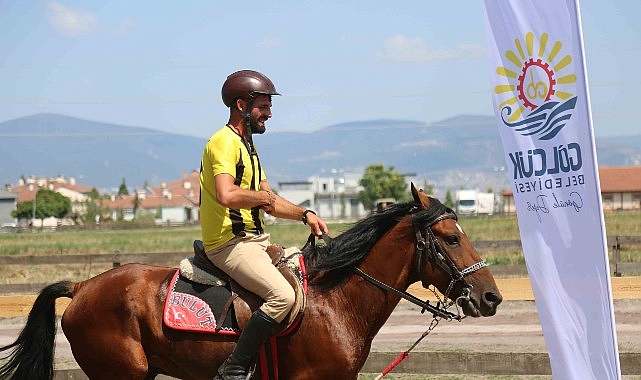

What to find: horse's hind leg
left=69, top=336, right=150, bottom=380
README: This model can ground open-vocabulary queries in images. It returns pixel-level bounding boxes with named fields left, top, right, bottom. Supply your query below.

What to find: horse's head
left=409, top=183, right=502, bottom=317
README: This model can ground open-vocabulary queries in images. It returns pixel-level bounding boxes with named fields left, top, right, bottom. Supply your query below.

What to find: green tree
left=421, top=181, right=434, bottom=195
left=79, top=188, right=109, bottom=225
left=12, top=189, right=72, bottom=222
left=87, top=187, right=100, bottom=200
left=132, top=192, right=141, bottom=220
left=118, top=178, right=129, bottom=196
left=12, top=201, right=36, bottom=220
left=358, top=164, right=409, bottom=210
left=444, top=189, right=455, bottom=209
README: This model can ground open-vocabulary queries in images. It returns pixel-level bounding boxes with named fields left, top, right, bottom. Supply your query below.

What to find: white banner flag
left=483, top=1, right=620, bottom=379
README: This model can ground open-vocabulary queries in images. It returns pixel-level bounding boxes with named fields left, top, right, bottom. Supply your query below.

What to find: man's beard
left=246, top=114, right=266, bottom=135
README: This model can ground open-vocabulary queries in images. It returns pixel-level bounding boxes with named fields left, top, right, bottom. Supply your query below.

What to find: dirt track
left=1, top=276, right=640, bottom=318
left=1, top=277, right=640, bottom=377
left=388, top=277, right=641, bottom=354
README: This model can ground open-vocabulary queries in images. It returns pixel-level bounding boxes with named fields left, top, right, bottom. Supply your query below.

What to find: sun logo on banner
left=494, top=32, right=578, bottom=140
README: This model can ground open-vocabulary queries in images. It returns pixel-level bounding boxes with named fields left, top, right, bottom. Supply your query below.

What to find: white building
left=277, top=171, right=367, bottom=221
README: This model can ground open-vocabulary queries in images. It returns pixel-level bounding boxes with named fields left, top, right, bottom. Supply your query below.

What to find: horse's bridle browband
left=353, top=205, right=488, bottom=320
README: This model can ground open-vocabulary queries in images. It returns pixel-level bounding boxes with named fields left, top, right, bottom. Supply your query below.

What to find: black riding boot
left=214, top=309, right=278, bottom=380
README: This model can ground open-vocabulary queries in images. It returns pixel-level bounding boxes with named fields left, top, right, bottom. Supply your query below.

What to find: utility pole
left=31, top=189, right=36, bottom=230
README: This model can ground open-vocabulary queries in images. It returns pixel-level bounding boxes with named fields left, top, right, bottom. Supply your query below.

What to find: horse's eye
left=444, top=235, right=460, bottom=246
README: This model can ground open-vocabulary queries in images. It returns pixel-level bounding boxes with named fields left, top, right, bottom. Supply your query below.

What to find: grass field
left=1, top=212, right=639, bottom=263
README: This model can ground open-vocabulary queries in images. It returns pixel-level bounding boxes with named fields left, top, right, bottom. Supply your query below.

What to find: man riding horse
left=199, top=69, right=329, bottom=379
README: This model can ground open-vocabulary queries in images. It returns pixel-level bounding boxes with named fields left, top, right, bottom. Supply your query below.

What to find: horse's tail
left=0, top=280, right=74, bottom=380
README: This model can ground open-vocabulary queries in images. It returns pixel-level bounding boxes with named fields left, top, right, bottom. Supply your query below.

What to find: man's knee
left=266, top=285, right=295, bottom=320
left=281, top=286, right=296, bottom=308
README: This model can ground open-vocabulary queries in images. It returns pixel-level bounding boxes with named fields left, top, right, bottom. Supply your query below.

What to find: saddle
left=179, top=240, right=306, bottom=333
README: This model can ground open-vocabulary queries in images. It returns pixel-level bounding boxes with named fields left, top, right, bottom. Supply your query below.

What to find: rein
left=352, top=268, right=461, bottom=320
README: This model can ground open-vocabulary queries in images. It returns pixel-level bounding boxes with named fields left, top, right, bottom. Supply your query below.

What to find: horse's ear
left=411, top=182, right=421, bottom=202
left=411, top=182, right=429, bottom=207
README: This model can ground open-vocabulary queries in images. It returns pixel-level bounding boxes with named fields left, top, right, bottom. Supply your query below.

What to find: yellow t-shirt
left=200, top=126, right=266, bottom=251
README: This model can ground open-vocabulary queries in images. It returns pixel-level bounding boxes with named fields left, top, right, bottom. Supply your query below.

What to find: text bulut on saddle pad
left=163, top=270, right=239, bottom=335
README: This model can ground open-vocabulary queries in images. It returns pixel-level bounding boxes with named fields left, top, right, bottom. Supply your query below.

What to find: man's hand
left=260, top=190, right=276, bottom=214
left=305, top=212, right=328, bottom=237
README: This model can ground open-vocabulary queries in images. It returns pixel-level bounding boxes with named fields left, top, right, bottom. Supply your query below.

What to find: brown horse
left=0, top=185, right=502, bottom=380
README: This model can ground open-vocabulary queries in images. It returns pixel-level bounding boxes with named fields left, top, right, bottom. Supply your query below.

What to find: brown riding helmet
left=221, top=70, right=280, bottom=108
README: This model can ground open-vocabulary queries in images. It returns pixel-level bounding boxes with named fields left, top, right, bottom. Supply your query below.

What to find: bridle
left=353, top=204, right=488, bottom=321
left=412, top=207, right=488, bottom=301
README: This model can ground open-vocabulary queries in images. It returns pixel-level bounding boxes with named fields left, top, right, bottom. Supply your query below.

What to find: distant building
left=277, top=171, right=367, bottom=220
left=7, top=175, right=93, bottom=227
left=0, top=188, right=18, bottom=227
left=105, top=169, right=366, bottom=225
left=103, top=171, right=200, bottom=225
left=502, top=166, right=641, bottom=214
left=599, top=166, right=641, bottom=211
left=3, top=168, right=425, bottom=227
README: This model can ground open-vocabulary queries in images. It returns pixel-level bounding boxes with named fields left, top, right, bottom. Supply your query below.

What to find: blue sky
left=1, top=0, right=640, bottom=138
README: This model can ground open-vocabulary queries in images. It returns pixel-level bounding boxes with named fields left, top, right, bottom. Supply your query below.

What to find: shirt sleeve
left=207, top=132, right=240, bottom=178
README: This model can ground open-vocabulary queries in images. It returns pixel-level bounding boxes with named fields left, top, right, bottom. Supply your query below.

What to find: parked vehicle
left=374, top=198, right=396, bottom=212
left=455, top=190, right=495, bottom=215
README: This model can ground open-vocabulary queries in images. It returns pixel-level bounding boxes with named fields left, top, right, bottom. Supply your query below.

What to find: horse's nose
left=482, top=290, right=503, bottom=316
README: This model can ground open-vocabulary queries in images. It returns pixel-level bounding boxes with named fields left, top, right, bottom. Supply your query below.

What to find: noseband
left=353, top=205, right=487, bottom=320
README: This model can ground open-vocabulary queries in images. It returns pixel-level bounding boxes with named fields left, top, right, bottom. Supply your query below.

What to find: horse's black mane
left=303, top=197, right=448, bottom=290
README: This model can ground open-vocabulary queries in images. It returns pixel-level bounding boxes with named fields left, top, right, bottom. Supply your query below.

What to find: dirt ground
left=376, top=277, right=641, bottom=354
left=1, top=277, right=640, bottom=377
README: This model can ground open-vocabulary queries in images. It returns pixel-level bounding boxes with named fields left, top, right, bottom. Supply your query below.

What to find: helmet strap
left=242, top=97, right=255, bottom=144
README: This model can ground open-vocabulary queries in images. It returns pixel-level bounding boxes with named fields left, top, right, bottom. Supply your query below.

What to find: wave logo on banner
left=493, top=32, right=587, bottom=219
left=494, top=31, right=577, bottom=141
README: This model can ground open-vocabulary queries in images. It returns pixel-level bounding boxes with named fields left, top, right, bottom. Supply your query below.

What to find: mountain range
left=1, top=113, right=640, bottom=194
